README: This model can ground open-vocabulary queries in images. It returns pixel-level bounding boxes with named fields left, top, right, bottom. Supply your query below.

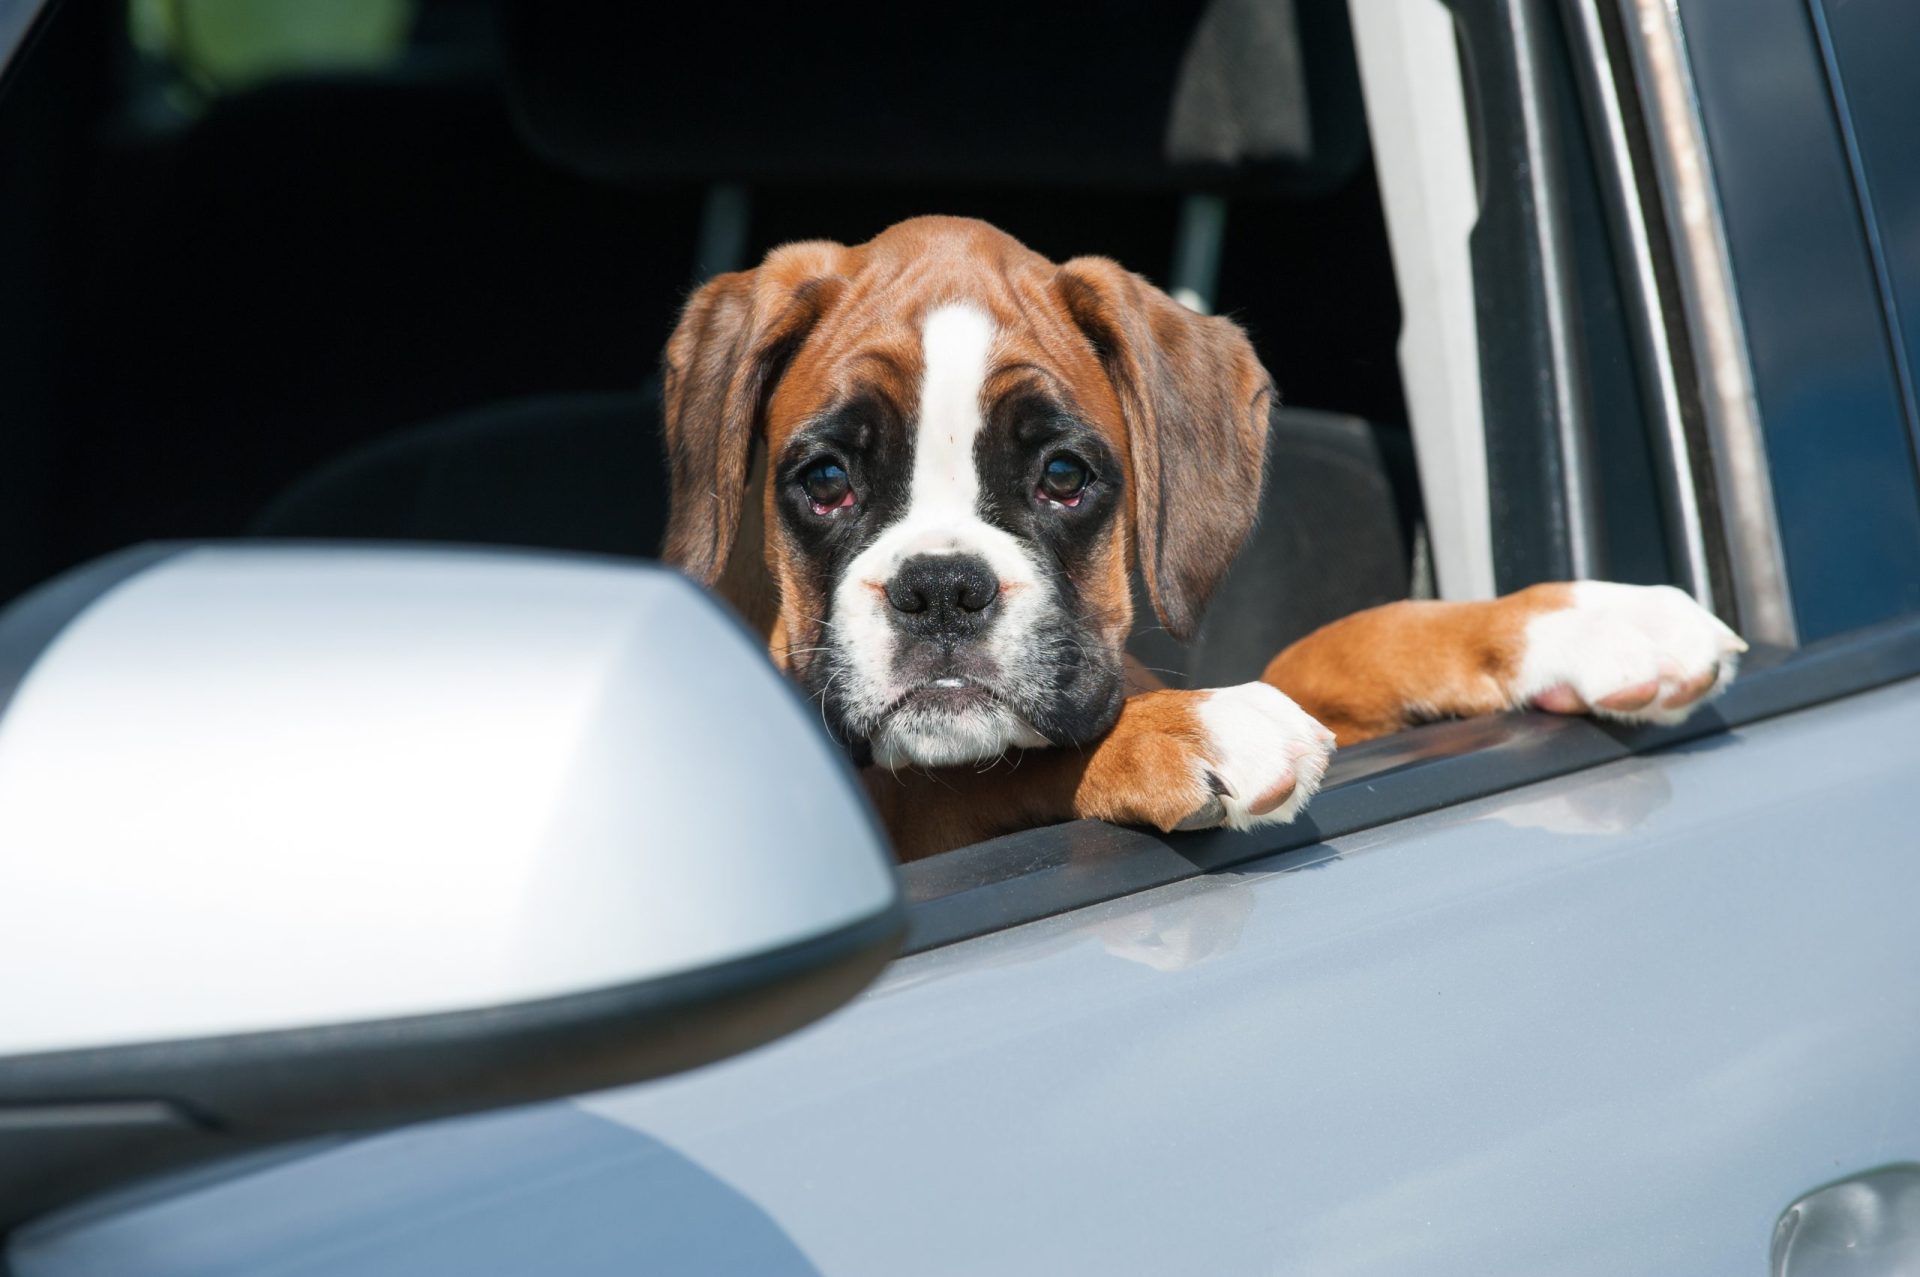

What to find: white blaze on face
left=911, top=304, right=997, bottom=528
left=830, top=302, right=1054, bottom=767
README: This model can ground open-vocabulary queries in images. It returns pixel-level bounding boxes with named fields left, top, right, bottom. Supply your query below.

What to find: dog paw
left=1183, top=683, right=1337, bottom=829
left=1077, top=684, right=1335, bottom=834
left=1517, top=582, right=1747, bottom=726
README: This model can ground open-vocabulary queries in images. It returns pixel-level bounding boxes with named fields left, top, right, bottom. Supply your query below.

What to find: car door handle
left=1774, top=1165, right=1920, bottom=1276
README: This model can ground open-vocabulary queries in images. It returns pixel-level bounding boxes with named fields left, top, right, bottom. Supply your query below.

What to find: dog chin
left=869, top=698, right=1051, bottom=770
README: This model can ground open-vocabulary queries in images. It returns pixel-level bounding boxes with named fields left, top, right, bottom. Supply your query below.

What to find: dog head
left=662, top=216, right=1272, bottom=768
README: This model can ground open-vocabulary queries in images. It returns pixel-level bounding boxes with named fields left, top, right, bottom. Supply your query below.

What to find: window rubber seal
left=901, top=609, right=1920, bottom=954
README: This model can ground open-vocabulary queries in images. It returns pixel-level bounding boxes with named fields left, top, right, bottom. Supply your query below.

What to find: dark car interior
left=2, top=0, right=1415, bottom=698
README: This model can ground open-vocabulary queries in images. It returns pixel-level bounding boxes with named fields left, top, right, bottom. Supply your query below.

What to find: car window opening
left=0, top=0, right=1755, bottom=880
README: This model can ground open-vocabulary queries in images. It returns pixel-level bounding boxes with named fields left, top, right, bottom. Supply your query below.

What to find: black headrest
left=504, top=0, right=1365, bottom=195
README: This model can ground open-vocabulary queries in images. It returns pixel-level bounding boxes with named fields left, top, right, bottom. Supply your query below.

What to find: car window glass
left=1677, top=0, right=1920, bottom=640
left=1809, top=0, right=1920, bottom=527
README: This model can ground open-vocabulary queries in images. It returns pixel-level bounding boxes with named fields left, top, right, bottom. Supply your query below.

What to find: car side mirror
left=0, top=545, right=903, bottom=1231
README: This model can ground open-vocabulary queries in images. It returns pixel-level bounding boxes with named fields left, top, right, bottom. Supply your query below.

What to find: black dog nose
left=886, top=555, right=1000, bottom=636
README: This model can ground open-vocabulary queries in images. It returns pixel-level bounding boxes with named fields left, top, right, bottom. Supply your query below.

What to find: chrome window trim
left=1562, top=0, right=1716, bottom=611
left=1612, top=0, right=1798, bottom=646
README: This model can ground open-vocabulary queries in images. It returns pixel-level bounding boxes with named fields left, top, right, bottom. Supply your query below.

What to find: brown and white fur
left=662, top=217, right=1746, bottom=860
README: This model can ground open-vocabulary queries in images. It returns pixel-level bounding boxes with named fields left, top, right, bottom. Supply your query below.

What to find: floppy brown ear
left=1055, top=257, right=1274, bottom=641
left=660, top=244, right=847, bottom=584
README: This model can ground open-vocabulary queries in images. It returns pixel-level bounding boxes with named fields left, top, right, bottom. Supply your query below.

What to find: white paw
left=1517, top=582, right=1747, bottom=726
left=1183, top=683, right=1336, bottom=830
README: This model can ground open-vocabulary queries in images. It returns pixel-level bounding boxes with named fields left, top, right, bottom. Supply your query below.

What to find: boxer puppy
left=662, top=217, right=1744, bottom=859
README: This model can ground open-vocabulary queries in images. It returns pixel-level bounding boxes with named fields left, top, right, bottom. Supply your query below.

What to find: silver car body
left=17, top=673, right=1920, bottom=1276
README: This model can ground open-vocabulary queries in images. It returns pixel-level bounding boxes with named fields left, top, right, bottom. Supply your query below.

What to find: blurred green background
left=129, top=0, right=414, bottom=105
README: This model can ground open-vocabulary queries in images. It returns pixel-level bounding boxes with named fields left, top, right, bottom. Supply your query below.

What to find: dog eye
left=801, top=460, right=855, bottom=513
left=1038, top=453, right=1091, bottom=506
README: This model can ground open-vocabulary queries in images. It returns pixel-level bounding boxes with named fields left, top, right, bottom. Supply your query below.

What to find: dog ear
left=1055, top=257, right=1274, bottom=642
left=660, top=244, right=847, bottom=584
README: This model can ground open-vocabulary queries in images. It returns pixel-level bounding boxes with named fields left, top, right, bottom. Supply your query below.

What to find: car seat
left=253, top=0, right=1419, bottom=689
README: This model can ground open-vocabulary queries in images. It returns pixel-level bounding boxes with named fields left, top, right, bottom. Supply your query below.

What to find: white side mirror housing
left=0, top=545, right=902, bottom=1227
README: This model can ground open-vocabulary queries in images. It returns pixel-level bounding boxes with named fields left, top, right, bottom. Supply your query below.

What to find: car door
left=15, top=646, right=1920, bottom=1277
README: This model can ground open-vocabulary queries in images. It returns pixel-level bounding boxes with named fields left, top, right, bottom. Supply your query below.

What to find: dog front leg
left=1261, top=582, right=1748, bottom=746
left=865, top=684, right=1336, bottom=861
